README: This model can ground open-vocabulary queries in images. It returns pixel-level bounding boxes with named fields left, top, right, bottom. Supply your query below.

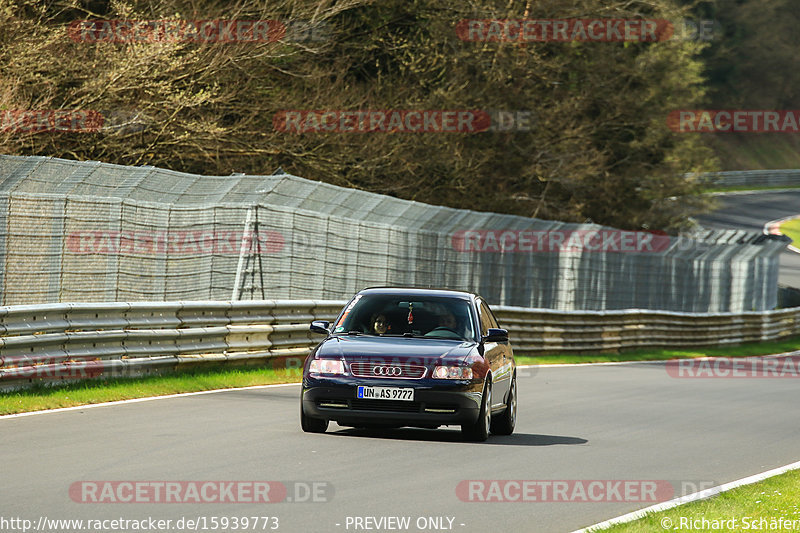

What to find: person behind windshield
left=371, top=313, right=389, bottom=335
left=425, top=307, right=461, bottom=338
left=436, top=309, right=457, bottom=331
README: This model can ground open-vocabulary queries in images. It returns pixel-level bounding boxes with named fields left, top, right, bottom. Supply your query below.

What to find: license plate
left=357, top=386, right=414, bottom=401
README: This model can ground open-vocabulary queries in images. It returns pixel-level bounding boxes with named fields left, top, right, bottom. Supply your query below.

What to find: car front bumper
left=302, top=375, right=484, bottom=427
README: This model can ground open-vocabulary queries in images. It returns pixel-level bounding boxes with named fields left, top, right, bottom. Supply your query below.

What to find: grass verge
left=597, top=468, right=800, bottom=532
left=0, top=366, right=301, bottom=416
left=779, top=218, right=800, bottom=245
left=3, top=335, right=800, bottom=416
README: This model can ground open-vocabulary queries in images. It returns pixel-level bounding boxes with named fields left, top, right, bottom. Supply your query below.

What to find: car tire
left=300, top=403, right=328, bottom=433
left=490, top=374, right=516, bottom=436
left=462, top=379, right=491, bottom=442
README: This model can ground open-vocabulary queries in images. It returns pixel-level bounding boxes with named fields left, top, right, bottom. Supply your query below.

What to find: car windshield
left=334, top=294, right=476, bottom=342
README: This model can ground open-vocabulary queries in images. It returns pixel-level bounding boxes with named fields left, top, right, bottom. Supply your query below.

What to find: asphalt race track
left=2, top=190, right=799, bottom=533
left=696, top=190, right=800, bottom=288
left=3, top=363, right=799, bottom=533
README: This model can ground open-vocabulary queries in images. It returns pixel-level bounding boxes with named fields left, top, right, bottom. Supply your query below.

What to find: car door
left=477, top=299, right=510, bottom=409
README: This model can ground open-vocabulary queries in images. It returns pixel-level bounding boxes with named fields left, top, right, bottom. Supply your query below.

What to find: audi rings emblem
left=373, top=365, right=402, bottom=376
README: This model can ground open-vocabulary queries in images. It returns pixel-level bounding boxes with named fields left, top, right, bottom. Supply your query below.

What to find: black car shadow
left=327, top=426, right=587, bottom=446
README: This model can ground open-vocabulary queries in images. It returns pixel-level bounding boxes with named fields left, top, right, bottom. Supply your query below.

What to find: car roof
left=357, top=287, right=476, bottom=301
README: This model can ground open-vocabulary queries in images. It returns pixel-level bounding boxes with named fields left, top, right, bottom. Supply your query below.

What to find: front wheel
left=300, top=403, right=328, bottom=433
left=462, top=379, right=491, bottom=442
left=490, top=374, right=516, bottom=436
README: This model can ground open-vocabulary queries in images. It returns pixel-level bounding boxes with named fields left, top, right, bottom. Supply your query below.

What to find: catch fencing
left=0, top=155, right=788, bottom=312
left=2, top=299, right=800, bottom=391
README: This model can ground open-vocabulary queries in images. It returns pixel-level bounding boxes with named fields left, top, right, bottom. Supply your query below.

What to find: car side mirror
left=483, top=328, right=509, bottom=343
left=310, top=320, right=331, bottom=334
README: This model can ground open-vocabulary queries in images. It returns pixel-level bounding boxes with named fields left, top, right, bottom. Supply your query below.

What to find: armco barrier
left=0, top=300, right=345, bottom=391
left=701, top=170, right=800, bottom=189
left=2, top=300, right=800, bottom=390
left=492, top=306, right=800, bottom=354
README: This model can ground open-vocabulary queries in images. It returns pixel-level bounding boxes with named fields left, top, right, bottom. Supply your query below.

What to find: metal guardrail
left=0, top=300, right=344, bottom=391
left=493, top=306, right=800, bottom=354
left=3, top=300, right=800, bottom=390
left=701, top=170, right=800, bottom=189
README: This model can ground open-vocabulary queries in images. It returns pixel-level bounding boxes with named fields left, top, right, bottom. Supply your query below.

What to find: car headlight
left=308, top=359, right=346, bottom=375
left=432, top=365, right=473, bottom=380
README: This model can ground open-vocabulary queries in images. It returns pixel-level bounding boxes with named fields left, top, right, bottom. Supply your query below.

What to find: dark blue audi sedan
left=301, top=288, right=516, bottom=441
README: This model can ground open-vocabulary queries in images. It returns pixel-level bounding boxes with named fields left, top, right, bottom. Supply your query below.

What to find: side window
left=478, top=300, right=494, bottom=335
left=484, top=303, right=500, bottom=329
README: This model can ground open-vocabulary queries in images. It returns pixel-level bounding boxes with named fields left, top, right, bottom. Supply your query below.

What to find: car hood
left=314, top=335, right=477, bottom=365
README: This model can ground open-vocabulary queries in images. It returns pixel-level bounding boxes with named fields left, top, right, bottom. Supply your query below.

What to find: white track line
left=572, top=459, right=800, bottom=532
left=0, top=382, right=300, bottom=420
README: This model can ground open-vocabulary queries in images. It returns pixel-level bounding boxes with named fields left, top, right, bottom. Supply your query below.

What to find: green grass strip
left=0, top=366, right=301, bottom=416
left=779, top=218, right=800, bottom=245
left=598, top=469, right=800, bottom=532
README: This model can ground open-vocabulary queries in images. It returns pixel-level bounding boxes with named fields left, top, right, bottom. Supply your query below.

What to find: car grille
left=316, top=399, right=459, bottom=414
left=349, top=362, right=427, bottom=379
left=350, top=399, right=422, bottom=412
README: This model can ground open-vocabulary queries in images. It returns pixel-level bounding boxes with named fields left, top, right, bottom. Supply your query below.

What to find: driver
left=426, top=307, right=460, bottom=337
left=436, top=309, right=457, bottom=331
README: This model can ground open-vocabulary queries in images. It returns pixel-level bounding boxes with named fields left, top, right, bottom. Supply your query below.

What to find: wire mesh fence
left=0, top=155, right=787, bottom=311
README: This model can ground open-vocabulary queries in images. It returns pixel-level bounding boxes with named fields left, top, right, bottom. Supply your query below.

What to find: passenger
left=371, top=313, right=389, bottom=335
